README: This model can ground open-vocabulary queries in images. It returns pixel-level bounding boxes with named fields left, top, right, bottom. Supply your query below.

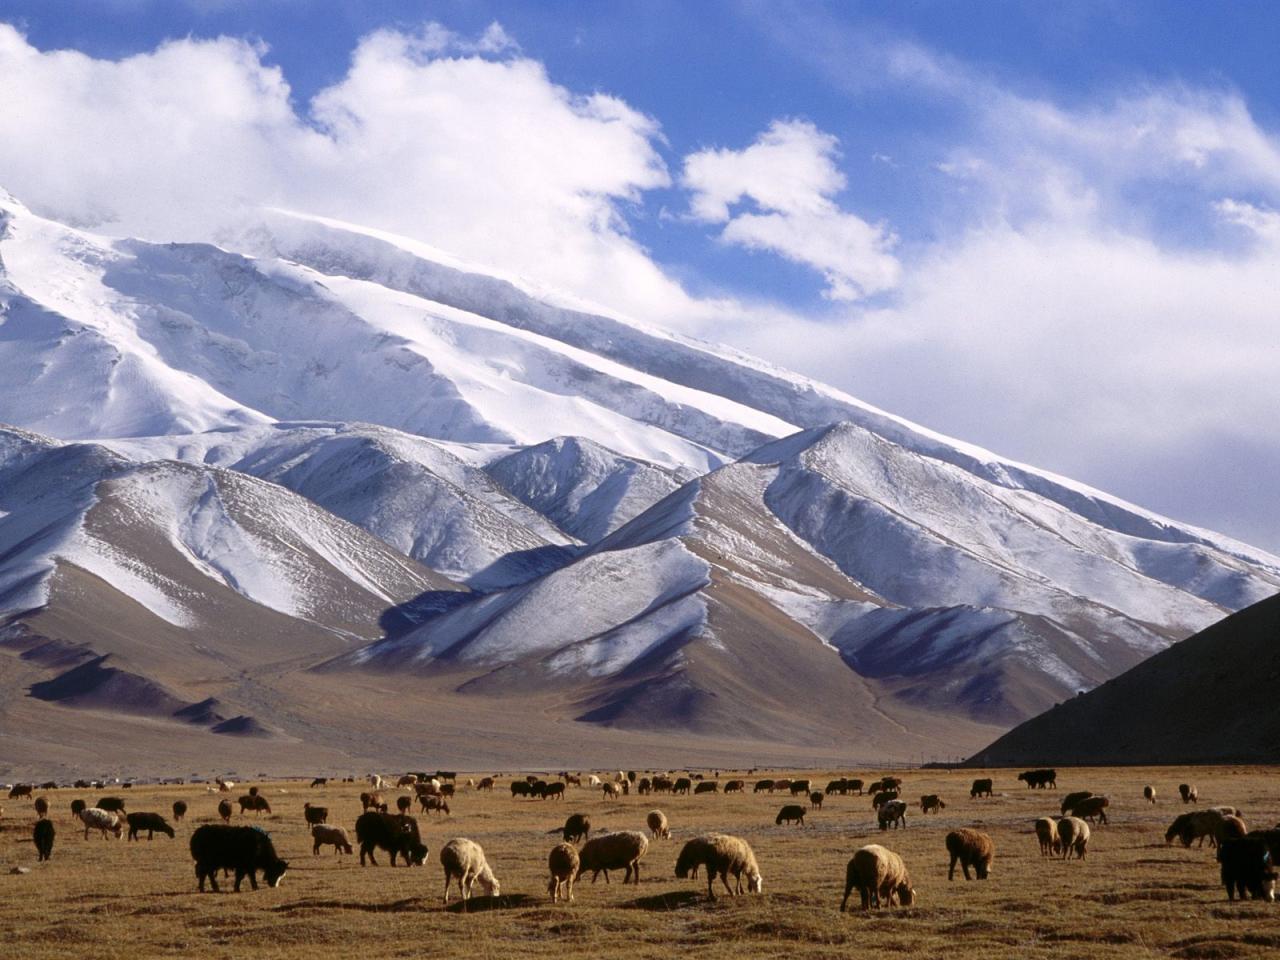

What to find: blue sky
left=2, top=0, right=1279, bottom=550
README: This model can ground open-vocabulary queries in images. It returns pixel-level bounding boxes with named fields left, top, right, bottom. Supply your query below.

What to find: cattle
left=1017, top=769, right=1057, bottom=789
left=969, top=779, right=994, bottom=799
left=310, top=777, right=328, bottom=788
left=95, top=797, right=127, bottom=813
left=190, top=825, right=288, bottom=892
left=673, top=778, right=693, bottom=795
left=1218, top=837, right=1277, bottom=902
left=126, top=813, right=175, bottom=841
left=8, top=784, right=32, bottom=799
left=354, top=812, right=428, bottom=867
left=238, top=795, right=271, bottom=816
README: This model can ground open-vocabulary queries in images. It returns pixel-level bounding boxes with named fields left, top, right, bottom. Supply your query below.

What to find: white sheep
left=440, top=837, right=500, bottom=903
left=647, top=809, right=670, bottom=839
left=78, top=807, right=123, bottom=840
left=577, top=831, right=649, bottom=884
left=675, top=834, right=762, bottom=900
left=548, top=842, right=580, bottom=903
left=1058, top=816, right=1090, bottom=859
left=588, top=775, right=602, bottom=787
left=368, top=774, right=385, bottom=790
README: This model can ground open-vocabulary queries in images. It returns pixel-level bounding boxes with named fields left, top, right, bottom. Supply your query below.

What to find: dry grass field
left=1, top=766, right=1277, bottom=959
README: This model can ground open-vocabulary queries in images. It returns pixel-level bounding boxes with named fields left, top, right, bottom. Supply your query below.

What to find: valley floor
left=1, top=766, right=1277, bottom=959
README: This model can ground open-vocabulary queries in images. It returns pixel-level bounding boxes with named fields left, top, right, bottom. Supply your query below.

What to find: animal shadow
left=444, top=893, right=537, bottom=913
left=621, top=890, right=705, bottom=911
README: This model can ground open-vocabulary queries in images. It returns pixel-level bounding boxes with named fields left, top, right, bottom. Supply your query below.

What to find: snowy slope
left=103, top=422, right=576, bottom=590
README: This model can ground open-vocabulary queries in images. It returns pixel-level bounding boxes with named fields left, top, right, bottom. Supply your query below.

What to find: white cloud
left=681, top=120, right=900, bottom=300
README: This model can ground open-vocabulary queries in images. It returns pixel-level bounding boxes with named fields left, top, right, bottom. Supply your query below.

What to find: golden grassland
left=1, top=765, right=1277, bottom=959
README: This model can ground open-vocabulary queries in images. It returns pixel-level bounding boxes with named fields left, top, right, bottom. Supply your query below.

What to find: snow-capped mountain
left=2, top=187, right=1278, bottom=773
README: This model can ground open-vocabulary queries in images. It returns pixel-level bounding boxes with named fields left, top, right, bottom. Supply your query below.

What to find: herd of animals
left=3, top=767, right=1277, bottom=908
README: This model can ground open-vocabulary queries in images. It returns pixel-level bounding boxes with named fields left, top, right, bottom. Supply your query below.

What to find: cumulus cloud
left=681, top=120, right=900, bottom=300
left=0, top=22, right=695, bottom=322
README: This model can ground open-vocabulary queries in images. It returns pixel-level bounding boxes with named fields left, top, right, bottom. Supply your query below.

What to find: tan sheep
left=311, top=824, right=353, bottom=855
left=841, top=844, right=915, bottom=910
left=577, top=831, right=649, bottom=884
left=878, top=799, right=907, bottom=830
left=1035, top=817, right=1060, bottom=857
left=1058, top=816, right=1090, bottom=859
left=920, top=794, right=945, bottom=814
left=440, top=837, right=500, bottom=903
left=647, top=809, right=670, bottom=839
left=946, top=829, right=994, bottom=880
left=602, top=782, right=622, bottom=800
left=547, top=842, right=579, bottom=903
left=674, top=834, right=762, bottom=900
left=1167, top=809, right=1227, bottom=848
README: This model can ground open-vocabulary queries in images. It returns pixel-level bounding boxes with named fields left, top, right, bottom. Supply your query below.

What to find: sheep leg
left=948, top=855, right=957, bottom=880
left=720, top=870, right=735, bottom=897
left=961, top=861, right=972, bottom=880
left=442, top=870, right=452, bottom=903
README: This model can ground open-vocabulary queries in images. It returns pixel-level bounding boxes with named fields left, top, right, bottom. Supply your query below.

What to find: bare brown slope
left=967, top=592, right=1280, bottom=766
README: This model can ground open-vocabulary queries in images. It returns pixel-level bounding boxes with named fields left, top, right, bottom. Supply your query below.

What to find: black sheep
left=190, top=825, right=288, bottom=892
left=33, top=819, right=55, bottom=861
left=354, top=812, right=427, bottom=866
left=127, top=812, right=175, bottom=841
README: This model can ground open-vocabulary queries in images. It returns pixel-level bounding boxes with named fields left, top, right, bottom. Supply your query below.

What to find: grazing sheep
left=477, top=777, right=495, bottom=792
left=310, top=777, right=327, bottom=788
left=587, top=775, right=601, bottom=787
left=753, top=779, right=775, bottom=793
left=694, top=781, right=719, bottom=795
left=1179, top=783, right=1198, bottom=804
left=1058, top=816, right=1090, bottom=859
left=218, top=799, right=233, bottom=823
left=216, top=779, right=233, bottom=793
left=1218, top=837, right=1277, bottom=901
left=825, top=779, right=847, bottom=795
left=303, top=802, right=328, bottom=825
left=920, top=794, right=945, bottom=814
left=602, top=782, right=622, bottom=800
left=773, top=778, right=792, bottom=794
left=646, top=810, right=670, bottom=840
left=848, top=778, right=865, bottom=795
left=418, top=796, right=450, bottom=816
left=841, top=844, right=915, bottom=911
left=548, top=842, right=580, bottom=902
left=33, top=797, right=48, bottom=819
left=397, top=775, right=417, bottom=789
left=440, top=837, right=501, bottom=903
left=637, top=778, right=652, bottom=795
left=871, top=790, right=900, bottom=810
left=312, top=824, right=353, bottom=855
left=78, top=808, right=124, bottom=840
left=126, top=812, right=175, bottom=841
left=238, top=795, right=271, bottom=816
left=190, top=824, right=288, bottom=892
left=1061, top=791, right=1094, bottom=816
left=33, top=818, right=55, bottom=861
left=70, top=799, right=86, bottom=818
left=172, top=800, right=187, bottom=822
left=1167, top=811, right=1221, bottom=848
left=775, top=804, right=806, bottom=826
left=878, top=800, right=908, bottom=831
left=1035, top=817, right=1060, bottom=856
left=652, top=777, right=674, bottom=793
left=1143, top=785, right=1157, bottom=804
left=969, top=778, right=994, bottom=799
left=360, top=791, right=386, bottom=812
left=724, top=780, right=745, bottom=793
left=672, top=778, right=692, bottom=795
left=1070, top=796, right=1110, bottom=825
left=810, top=791, right=825, bottom=810
left=946, top=829, right=995, bottom=880
left=675, top=834, right=762, bottom=900
left=577, top=831, right=649, bottom=884
left=354, top=812, right=428, bottom=867
left=563, top=813, right=591, bottom=843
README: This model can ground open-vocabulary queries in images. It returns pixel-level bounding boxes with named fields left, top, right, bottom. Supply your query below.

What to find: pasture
left=1, top=766, right=1277, bottom=959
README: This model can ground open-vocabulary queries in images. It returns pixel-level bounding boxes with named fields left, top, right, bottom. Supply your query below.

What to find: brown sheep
left=1167, top=810, right=1226, bottom=848
left=311, top=825, right=353, bottom=855
left=775, top=804, right=806, bottom=826
left=172, top=800, right=187, bottom=822
left=1035, top=817, right=1060, bottom=857
left=809, top=791, right=824, bottom=810
left=477, top=777, right=495, bottom=792
left=1060, top=790, right=1094, bottom=815
left=920, top=794, right=945, bottom=814
left=548, top=842, right=579, bottom=902
left=946, top=829, right=995, bottom=880
left=1070, top=795, right=1109, bottom=825
left=577, top=831, right=648, bottom=884
left=841, top=844, right=915, bottom=910
left=1179, top=783, right=1198, bottom=804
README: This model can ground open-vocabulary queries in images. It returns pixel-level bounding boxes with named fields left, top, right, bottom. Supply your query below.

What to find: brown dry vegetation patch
left=0, top=765, right=1278, bottom=959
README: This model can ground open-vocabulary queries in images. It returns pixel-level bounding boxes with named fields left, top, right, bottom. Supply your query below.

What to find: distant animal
left=78, top=808, right=124, bottom=840
left=511, top=782, right=532, bottom=799
left=33, top=796, right=48, bottom=819
left=172, top=801, right=187, bottom=822
left=672, top=778, right=692, bottom=795
left=1179, top=783, right=1198, bottom=804
left=790, top=779, right=811, bottom=796
left=637, top=778, right=652, bottom=795
left=1218, top=837, right=1277, bottom=901
left=368, top=775, right=385, bottom=790
left=360, top=791, right=386, bottom=812
left=809, top=791, right=824, bottom=810
left=8, top=784, right=32, bottom=799
left=563, top=813, right=591, bottom=843
left=694, top=781, right=719, bottom=795
left=773, top=778, right=792, bottom=794
left=477, top=777, right=495, bottom=792
left=95, top=797, right=126, bottom=813
left=440, top=837, right=501, bottom=903
left=753, top=779, right=775, bottom=793
left=218, top=799, right=233, bottom=823
left=544, top=782, right=566, bottom=800
left=310, top=778, right=327, bottom=788
left=190, top=824, right=288, bottom=892
left=775, top=804, right=806, bottom=826
left=872, top=790, right=900, bottom=810
left=126, top=812, right=175, bottom=841
left=303, top=802, right=328, bottom=825
left=1017, top=769, right=1057, bottom=789
left=878, top=800, right=908, bottom=831
left=238, top=794, right=271, bottom=816
left=548, top=842, right=580, bottom=902
left=920, top=794, right=945, bottom=814
left=1167, top=810, right=1227, bottom=848
left=70, top=799, right=86, bottom=818
left=724, top=779, right=745, bottom=793
left=312, top=824, right=353, bottom=855
left=969, top=778, right=993, bottom=799
left=847, top=779, right=865, bottom=795
left=946, top=829, right=994, bottom=880
left=33, top=819, right=55, bottom=861
left=675, top=834, right=762, bottom=900
left=354, top=812, right=428, bottom=866
left=842, top=844, right=914, bottom=910
left=602, top=782, right=622, bottom=800
left=1144, top=785, right=1157, bottom=804
left=418, top=796, right=450, bottom=816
